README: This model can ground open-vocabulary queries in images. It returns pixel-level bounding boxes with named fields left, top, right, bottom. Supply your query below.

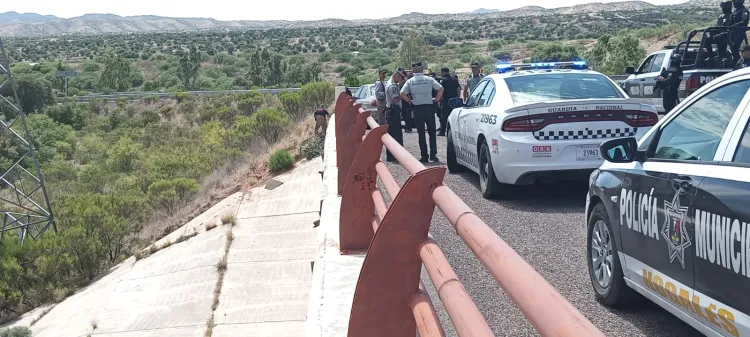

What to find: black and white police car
left=587, top=66, right=750, bottom=337
left=445, top=61, right=659, bottom=199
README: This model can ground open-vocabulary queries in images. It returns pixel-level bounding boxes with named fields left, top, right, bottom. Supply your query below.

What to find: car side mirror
left=448, top=97, right=464, bottom=109
left=625, top=66, right=636, bottom=75
left=600, top=137, right=638, bottom=163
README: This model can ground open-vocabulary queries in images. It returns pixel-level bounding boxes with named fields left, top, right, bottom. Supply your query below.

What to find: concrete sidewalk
left=2, top=158, right=324, bottom=337
left=306, top=115, right=366, bottom=337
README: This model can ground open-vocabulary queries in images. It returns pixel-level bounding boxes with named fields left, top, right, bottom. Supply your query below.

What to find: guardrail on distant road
left=61, top=75, right=631, bottom=103
left=57, top=88, right=302, bottom=102
left=333, top=92, right=606, bottom=337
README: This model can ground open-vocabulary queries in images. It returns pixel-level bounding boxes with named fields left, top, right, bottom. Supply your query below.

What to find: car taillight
left=686, top=75, right=700, bottom=91
left=625, top=112, right=658, bottom=127
left=502, top=116, right=546, bottom=132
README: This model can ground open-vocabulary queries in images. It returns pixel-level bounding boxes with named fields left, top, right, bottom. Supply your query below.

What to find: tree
left=178, top=45, right=201, bottom=91
left=99, top=51, right=133, bottom=92
left=0, top=74, right=54, bottom=113
left=398, top=30, right=430, bottom=68
left=585, top=34, right=645, bottom=75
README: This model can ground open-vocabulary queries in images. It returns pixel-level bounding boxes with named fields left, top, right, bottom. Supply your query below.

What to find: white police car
left=586, top=66, right=750, bottom=337
left=445, top=61, right=659, bottom=199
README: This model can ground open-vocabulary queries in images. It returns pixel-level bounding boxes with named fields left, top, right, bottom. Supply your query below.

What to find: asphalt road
left=377, top=125, right=702, bottom=337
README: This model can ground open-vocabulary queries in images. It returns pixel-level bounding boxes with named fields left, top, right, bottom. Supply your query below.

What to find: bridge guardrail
left=56, top=88, right=302, bottom=102
left=332, top=92, right=606, bottom=337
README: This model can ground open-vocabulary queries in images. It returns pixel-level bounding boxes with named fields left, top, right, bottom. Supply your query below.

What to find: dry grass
left=205, top=220, right=218, bottom=231
left=205, top=315, right=215, bottom=337
left=211, top=271, right=224, bottom=311
left=91, top=319, right=98, bottom=330
left=27, top=305, right=55, bottom=327
left=220, top=213, right=237, bottom=227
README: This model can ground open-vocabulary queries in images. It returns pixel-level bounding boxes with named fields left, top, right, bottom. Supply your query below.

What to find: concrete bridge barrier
left=310, top=92, right=607, bottom=337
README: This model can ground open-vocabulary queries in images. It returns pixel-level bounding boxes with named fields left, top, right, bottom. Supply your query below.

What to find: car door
left=623, top=54, right=656, bottom=99
left=688, top=81, right=750, bottom=337
left=619, top=78, right=750, bottom=334
left=644, top=52, right=667, bottom=107
left=455, top=80, right=489, bottom=170
left=466, top=79, right=497, bottom=153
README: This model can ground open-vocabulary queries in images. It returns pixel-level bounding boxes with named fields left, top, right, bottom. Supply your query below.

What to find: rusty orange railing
left=332, top=92, right=605, bottom=337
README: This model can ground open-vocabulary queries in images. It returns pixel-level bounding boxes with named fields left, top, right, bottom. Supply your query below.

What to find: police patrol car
left=586, top=66, right=750, bottom=337
left=445, top=61, right=659, bottom=199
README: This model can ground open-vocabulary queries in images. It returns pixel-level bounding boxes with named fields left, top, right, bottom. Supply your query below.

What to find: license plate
left=576, top=145, right=600, bottom=161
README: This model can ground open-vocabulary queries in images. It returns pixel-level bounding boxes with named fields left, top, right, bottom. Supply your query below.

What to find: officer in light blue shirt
left=400, top=61, right=444, bottom=163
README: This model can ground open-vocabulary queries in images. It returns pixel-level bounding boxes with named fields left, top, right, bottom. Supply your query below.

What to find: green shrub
left=300, top=135, right=324, bottom=160
left=174, top=92, right=191, bottom=103
left=278, top=91, right=306, bottom=121
left=248, top=107, right=290, bottom=144
left=268, top=149, right=294, bottom=173
left=299, top=81, right=335, bottom=111
left=0, top=327, right=32, bottom=337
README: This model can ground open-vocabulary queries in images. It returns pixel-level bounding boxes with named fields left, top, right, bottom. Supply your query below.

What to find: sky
left=6, top=0, right=690, bottom=22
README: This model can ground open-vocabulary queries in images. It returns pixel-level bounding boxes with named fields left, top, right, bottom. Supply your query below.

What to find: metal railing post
left=347, top=167, right=446, bottom=337
left=337, top=106, right=370, bottom=197
left=338, top=124, right=386, bottom=252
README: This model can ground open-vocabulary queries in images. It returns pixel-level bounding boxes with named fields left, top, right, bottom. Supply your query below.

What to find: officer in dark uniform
left=709, top=1, right=735, bottom=63
left=437, top=67, right=461, bottom=136
left=735, top=44, right=750, bottom=69
left=730, top=0, right=750, bottom=62
left=655, top=53, right=683, bottom=114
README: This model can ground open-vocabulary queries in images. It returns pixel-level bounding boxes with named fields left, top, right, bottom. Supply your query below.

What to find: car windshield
left=356, top=86, right=375, bottom=99
left=504, top=73, right=623, bottom=105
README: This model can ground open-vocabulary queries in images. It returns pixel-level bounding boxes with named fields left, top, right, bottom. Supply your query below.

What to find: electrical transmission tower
left=0, top=37, right=55, bottom=244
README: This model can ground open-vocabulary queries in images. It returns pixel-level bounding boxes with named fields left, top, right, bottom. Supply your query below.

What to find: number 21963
left=480, top=114, right=497, bottom=125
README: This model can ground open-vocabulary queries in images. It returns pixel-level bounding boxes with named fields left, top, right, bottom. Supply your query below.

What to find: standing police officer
left=385, top=68, right=407, bottom=162
left=438, top=67, right=461, bottom=136
left=374, top=69, right=388, bottom=125
left=729, top=0, right=750, bottom=63
left=464, top=62, right=485, bottom=103
left=401, top=62, right=444, bottom=163
left=655, top=53, right=683, bottom=114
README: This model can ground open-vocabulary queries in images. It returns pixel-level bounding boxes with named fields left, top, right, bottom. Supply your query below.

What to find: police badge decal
left=661, top=180, right=692, bottom=268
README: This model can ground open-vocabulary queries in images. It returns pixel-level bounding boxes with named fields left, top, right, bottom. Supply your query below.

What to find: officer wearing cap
left=655, top=53, right=683, bottom=114
left=385, top=68, right=407, bottom=162
left=729, top=0, right=750, bottom=62
left=374, top=69, right=388, bottom=125
left=438, top=67, right=461, bottom=136
left=464, top=62, right=485, bottom=102
left=401, top=61, right=444, bottom=163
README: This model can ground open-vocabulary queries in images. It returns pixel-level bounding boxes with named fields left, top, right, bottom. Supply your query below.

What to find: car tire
left=587, top=202, right=636, bottom=308
left=446, top=124, right=464, bottom=173
left=478, top=140, right=507, bottom=199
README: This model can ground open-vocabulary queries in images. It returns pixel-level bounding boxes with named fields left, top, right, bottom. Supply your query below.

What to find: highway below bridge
left=377, top=129, right=702, bottom=337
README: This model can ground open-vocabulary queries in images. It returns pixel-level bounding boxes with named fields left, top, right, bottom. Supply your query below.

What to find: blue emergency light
left=495, top=60, right=588, bottom=73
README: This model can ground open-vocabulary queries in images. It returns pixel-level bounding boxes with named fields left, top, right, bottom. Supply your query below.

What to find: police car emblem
left=660, top=182, right=691, bottom=268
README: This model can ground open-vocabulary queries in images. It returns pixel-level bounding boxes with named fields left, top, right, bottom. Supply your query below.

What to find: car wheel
left=587, top=203, right=636, bottom=308
left=478, top=140, right=506, bottom=199
left=446, top=125, right=464, bottom=173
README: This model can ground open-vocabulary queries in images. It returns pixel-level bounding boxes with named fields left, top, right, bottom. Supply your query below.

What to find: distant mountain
left=0, top=1, right=705, bottom=37
left=470, top=8, right=501, bottom=14
left=0, top=11, right=60, bottom=24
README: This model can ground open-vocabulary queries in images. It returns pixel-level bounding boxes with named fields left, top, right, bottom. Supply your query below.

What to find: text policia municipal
left=620, top=188, right=750, bottom=277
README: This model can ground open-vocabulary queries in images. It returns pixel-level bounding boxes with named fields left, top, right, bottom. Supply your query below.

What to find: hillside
left=0, top=0, right=715, bottom=37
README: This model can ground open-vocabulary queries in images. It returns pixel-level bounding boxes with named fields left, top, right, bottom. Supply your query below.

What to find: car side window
left=651, top=79, right=750, bottom=162
left=638, top=55, right=655, bottom=74
left=477, top=80, right=496, bottom=107
left=650, top=53, right=666, bottom=73
left=466, top=81, right=488, bottom=108
left=732, top=121, right=750, bottom=164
